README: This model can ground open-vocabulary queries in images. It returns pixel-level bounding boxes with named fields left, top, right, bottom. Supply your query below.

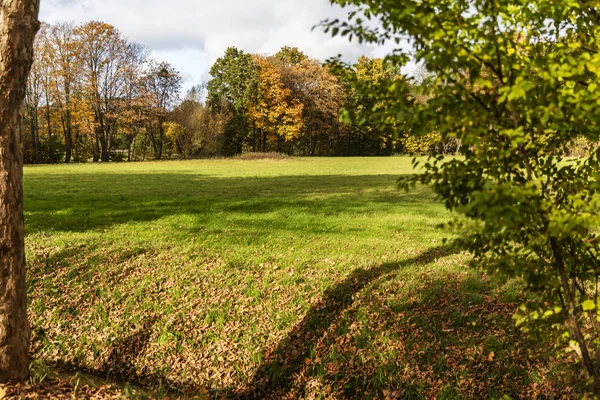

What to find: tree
left=141, top=59, right=182, bottom=160
left=0, top=0, right=40, bottom=382
left=325, top=0, right=600, bottom=391
left=117, top=42, right=147, bottom=161
left=274, top=46, right=308, bottom=65
left=37, top=24, right=58, bottom=162
left=250, top=55, right=304, bottom=153
left=207, top=47, right=260, bottom=155
left=170, top=86, right=223, bottom=158
left=24, top=28, right=44, bottom=163
left=47, top=22, right=83, bottom=163
left=333, top=56, right=407, bottom=156
left=281, top=58, right=344, bottom=155
left=76, top=21, right=129, bottom=162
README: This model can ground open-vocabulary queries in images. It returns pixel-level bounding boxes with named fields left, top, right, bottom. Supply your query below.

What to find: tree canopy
left=325, top=0, right=600, bottom=391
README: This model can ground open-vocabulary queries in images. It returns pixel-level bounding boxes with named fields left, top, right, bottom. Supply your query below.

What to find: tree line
left=26, top=21, right=451, bottom=163
left=25, top=21, right=181, bottom=164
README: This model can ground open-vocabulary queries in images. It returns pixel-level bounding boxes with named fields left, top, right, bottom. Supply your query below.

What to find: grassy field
left=23, top=157, right=577, bottom=398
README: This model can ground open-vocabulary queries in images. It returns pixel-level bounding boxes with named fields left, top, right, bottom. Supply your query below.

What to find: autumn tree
left=116, top=42, right=147, bottom=161
left=170, top=85, right=223, bottom=158
left=24, top=27, right=44, bottom=163
left=37, top=24, right=59, bottom=161
left=0, top=0, right=40, bottom=382
left=250, top=55, right=304, bottom=153
left=47, top=22, right=79, bottom=163
left=141, top=59, right=182, bottom=160
left=76, top=21, right=130, bottom=162
left=278, top=57, right=344, bottom=155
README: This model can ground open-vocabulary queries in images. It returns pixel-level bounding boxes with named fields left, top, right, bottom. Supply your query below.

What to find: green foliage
left=207, top=47, right=260, bottom=155
left=274, top=46, right=308, bottom=65
left=325, top=0, right=600, bottom=392
left=208, top=47, right=260, bottom=116
left=331, top=56, right=410, bottom=155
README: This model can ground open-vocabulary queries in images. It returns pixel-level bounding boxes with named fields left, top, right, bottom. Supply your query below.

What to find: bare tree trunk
left=0, top=0, right=40, bottom=383
left=44, top=95, right=51, bottom=162
left=156, top=121, right=164, bottom=160
left=64, top=128, right=72, bottom=163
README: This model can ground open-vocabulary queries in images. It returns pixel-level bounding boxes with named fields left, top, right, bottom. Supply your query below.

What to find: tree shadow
left=24, top=173, right=434, bottom=235
left=33, top=242, right=577, bottom=398
left=49, top=316, right=160, bottom=388
left=232, top=244, right=458, bottom=399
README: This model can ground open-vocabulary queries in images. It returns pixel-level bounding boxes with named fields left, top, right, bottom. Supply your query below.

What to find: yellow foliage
left=250, top=55, right=304, bottom=142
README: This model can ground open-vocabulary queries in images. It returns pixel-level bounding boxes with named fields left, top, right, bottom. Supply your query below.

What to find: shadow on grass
left=24, top=173, right=432, bottom=235
left=35, top=243, right=577, bottom=398
left=233, top=244, right=458, bottom=399
left=49, top=316, right=160, bottom=390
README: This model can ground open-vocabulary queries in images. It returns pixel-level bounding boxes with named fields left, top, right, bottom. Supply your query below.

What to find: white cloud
left=40, top=0, right=404, bottom=91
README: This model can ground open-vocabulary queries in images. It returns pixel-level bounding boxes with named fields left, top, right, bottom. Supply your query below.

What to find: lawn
left=23, top=157, right=577, bottom=398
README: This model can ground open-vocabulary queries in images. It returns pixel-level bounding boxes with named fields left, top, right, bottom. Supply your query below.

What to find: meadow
left=22, top=157, right=577, bottom=398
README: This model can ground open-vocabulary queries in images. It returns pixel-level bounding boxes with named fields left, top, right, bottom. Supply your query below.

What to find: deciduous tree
left=250, top=55, right=304, bottom=153
left=76, top=21, right=129, bottom=162
left=141, top=59, right=182, bottom=160
left=207, top=47, right=260, bottom=155
left=325, top=0, right=600, bottom=392
left=0, top=0, right=40, bottom=382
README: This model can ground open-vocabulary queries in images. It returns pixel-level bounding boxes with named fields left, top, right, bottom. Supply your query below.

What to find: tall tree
left=207, top=47, right=260, bottom=155
left=37, top=24, right=56, bottom=162
left=141, top=59, right=181, bottom=160
left=250, top=55, right=304, bottom=153
left=282, top=58, right=344, bottom=155
left=48, top=22, right=79, bottom=163
left=117, top=42, right=147, bottom=161
left=334, top=56, right=407, bottom=155
left=0, top=0, right=40, bottom=382
left=76, top=21, right=128, bottom=162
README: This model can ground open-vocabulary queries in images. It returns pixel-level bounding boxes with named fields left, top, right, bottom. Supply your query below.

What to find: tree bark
left=44, top=94, right=51, bottom=162
left=0, top=0, right=40, bottom=383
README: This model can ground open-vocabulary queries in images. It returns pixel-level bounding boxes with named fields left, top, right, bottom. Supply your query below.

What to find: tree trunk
left=252, top=121, right=256, bottom=152
left=44, top=96, right=51, bottom=162
left=127, top=137, right=132, bottom=162
left=64, top=111, right=72, bottom=163
left=0, top=0, right=40, bottom=383
left=29, top=111, right=38, bottom=163
left=156, top=122, right=164, bottom=160
left=310, top=129, right=317, bottom=156
left=61, top=114, right=72, bottom=164
left=64, top=129, right=72, bottom=163
left=93, top=135, right=100, bottom=162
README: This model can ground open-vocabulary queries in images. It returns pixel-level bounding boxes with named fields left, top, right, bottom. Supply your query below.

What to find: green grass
left=24, top=157, right=577, bottom=398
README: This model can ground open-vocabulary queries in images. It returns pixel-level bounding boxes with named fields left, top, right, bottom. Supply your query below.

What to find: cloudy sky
left=40, top=0, right=402, bottom=92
